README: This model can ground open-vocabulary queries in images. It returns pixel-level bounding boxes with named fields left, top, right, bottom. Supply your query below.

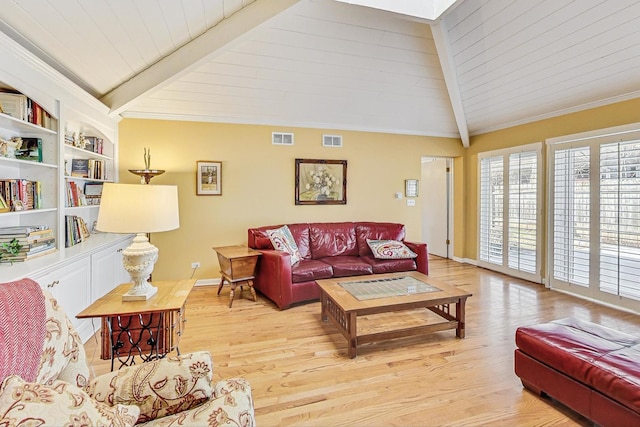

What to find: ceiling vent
left=272, top=132, right=294, bottom=145
left=323, top=134, right=343, bottom=147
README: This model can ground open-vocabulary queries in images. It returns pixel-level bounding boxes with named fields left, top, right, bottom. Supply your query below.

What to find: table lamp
left=96, top=183, right=180, bottom=301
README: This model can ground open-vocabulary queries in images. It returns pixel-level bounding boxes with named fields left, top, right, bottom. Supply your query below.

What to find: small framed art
left=295, top=158, right=347, bottom=205
left=405, top=179, right=419, bottom=197
left=197, top=160, right=222, bottom=196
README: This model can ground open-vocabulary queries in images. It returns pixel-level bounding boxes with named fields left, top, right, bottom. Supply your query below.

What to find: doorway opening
left=421, top=157, right=453, bottom=259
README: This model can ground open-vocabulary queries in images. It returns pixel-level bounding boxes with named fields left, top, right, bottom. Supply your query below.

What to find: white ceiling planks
left=2, top=0, right=640, bottom=142
left=127, top=0, right=458, bottom=136
left=444, top=0, right=640, bottom=134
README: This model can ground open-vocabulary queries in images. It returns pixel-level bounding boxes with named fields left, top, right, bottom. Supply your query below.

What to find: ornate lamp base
left=122, top=232, right=159, bottom=301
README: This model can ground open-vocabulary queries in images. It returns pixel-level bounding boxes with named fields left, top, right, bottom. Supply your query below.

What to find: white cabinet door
left=91, top=236, right=132, bottom=302
left=35, top=257, right=93, bottom=342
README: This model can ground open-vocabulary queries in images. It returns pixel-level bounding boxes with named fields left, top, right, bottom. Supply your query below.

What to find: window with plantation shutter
left=548, top=123, right=640, bottom=312
left=552, top=147, right=590, bottom=287
left=478, top=144, right=542, bottom=282
left=599, top=140, right=640, bottom=300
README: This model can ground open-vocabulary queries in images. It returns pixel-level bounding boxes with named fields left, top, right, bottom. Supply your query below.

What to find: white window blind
left=478, top=144, right=541, bottom=282
left=479, top=156, right=503, bottom=265
left=508, top=151, right=537, bottom=274
left=599, top=140, right=640, bottom=300
left=548, top=122, right=640, bottom=312
left=552, top=147, right=590, bottom=287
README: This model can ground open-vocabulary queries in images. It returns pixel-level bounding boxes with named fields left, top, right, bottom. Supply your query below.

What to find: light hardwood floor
left=83, top=257, right=640, bottom=426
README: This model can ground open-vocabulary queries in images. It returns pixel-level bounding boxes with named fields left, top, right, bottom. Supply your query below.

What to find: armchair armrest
left=405, top=241, right=429, bottom=274
left=254, top=249, right=294, bottom=309
left=85, top=351, right=214, bottom=424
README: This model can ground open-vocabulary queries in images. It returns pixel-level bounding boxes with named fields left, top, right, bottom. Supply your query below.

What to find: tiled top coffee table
left=317, top=271, right=472, bottom=358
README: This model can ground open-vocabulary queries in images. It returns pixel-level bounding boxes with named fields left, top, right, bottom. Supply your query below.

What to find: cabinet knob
left=47, top=280, right=59, bottom=288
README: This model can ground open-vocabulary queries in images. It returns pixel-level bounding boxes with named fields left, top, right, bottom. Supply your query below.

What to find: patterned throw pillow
left=0, top=375, right=140, bottom=427
left=367, top=239, right=418, bottom=259
left=267, top=225, right=302, bottom=265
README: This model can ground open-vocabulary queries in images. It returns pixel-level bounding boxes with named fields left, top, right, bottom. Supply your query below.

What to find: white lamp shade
left=96, top=183, right=180, bottom=234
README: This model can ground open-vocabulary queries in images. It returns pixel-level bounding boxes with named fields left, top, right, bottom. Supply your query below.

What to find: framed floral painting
left=295, top=159, right=347, bottom=205
left=197, top=160, right=222, bottom=195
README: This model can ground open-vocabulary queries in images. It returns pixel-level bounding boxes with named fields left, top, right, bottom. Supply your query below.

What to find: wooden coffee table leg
left=456, top=297, right=467, bottom=338
left=348, top=311, right=357, bottom=358
left=320, top=292, right=328, bottom=322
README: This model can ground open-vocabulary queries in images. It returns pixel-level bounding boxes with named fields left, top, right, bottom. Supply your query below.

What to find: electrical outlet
left=191, top=262, right=200, bottom=269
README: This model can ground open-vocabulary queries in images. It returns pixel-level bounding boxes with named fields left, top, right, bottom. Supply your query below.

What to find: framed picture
left=197, top=160, right=222, bottom=196
left=405, top=179, right=419, bottom=197
left=295, top=159, right=347, bottom=205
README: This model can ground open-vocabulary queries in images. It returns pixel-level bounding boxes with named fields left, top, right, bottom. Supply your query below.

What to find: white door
left=421, top=157, right=451, bottom=258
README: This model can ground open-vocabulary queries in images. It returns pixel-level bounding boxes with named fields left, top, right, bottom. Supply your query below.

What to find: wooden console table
left=212, top=245, right=261, bottom=307
left=77, top=279, right=195, bottom=370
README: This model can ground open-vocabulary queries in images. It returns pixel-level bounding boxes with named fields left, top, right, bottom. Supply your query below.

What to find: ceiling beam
left=431, top=21, right=469, bottom=148
left=101, top=0, right=301, bottom=117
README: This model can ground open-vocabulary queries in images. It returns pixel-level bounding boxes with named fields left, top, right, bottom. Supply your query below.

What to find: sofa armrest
left=405, top=241, right=428, bottom=275
left=254, top=249, right=294, bottom=309
left=85, top=351, right=214, bottom=423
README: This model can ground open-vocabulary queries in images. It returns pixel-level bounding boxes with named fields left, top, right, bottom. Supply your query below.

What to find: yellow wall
left=118, top=119, right=464, bottom=281
left=461, top=97, right=640, bottom=263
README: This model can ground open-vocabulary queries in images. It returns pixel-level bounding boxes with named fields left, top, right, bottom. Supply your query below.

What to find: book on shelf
left=65, top=215, right=90, bottom=247
left=15, top=138, right=42, bottom=162
left=0, top=91, right=56, bottom=131
left=0, top=179, right=42, bottom=210
left=84, top=136, right=102, bottom=154
left=70, top=159, right=89, bottom=178
left=0, top=225, right=49, bottom=235
left=0, top=226, right=56, bottom=262
left=0, top=92, right=27, bottom=121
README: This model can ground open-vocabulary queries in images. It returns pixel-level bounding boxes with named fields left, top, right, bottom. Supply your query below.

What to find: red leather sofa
left=247, top=222, right=428, bottom=309
left=515, top=318, right=640, bottom=426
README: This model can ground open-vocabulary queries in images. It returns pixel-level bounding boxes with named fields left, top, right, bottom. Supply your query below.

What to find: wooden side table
left=212, top=245, right=262, bottom=307
left=76, top=279, right=195, bottom=371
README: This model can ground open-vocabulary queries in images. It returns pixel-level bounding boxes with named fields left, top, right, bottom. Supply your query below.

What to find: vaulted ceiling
left=2, top=0, right=640, bottom=148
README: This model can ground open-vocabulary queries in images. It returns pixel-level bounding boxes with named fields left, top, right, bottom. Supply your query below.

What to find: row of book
left=64, top=133, right=104, bottom=155
left=0, top=179, right=41, bottom=211
left=0, top=225, right=56, bottom=262
left=66, top=181, right=101, bottom=207
left=70, top=158, right=107, bottom=180
left=0, top=92, right=57, bottom=131
left=65, top=215, right=90, bottom=248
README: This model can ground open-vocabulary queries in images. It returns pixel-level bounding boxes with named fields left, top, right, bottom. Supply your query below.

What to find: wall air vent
left=272, top=132, right=294, bottom=145
left=323, top=134, right=343, bottom=147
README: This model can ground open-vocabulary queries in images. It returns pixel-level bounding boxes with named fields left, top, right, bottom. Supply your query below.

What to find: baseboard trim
left=451, top=256, right=477, bottom=265
left=194, top=278, right=220, bottom=287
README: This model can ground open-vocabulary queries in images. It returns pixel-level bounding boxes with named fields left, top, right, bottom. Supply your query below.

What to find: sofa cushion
left=515, top=317, right=640, bottom=413
left=356, top=222, right=406, bottom=256
left=267, top=225, right=302, bottom=265
left=367, top=239, right=417, bottom=259
left=319, top=256, right=373, bottom=277
left=362, top=255, right=417, bottom=274
left=292, top=259, right=334, bottom=283
left=0, top=375, right=140, bottom=427
left=248, top=223, right=311, bottom=260
left=310, top=222, right=358, bottom=258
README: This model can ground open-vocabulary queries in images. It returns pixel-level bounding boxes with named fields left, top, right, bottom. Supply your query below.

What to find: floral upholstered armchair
left=0, top=279, right=255, bottom=426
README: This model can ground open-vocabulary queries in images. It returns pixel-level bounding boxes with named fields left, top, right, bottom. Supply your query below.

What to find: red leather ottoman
left=514, top=318, right=640, bottom=427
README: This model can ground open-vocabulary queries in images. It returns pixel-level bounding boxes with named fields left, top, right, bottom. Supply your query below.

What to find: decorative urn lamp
left=96, top=183, right=180, bottom=301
